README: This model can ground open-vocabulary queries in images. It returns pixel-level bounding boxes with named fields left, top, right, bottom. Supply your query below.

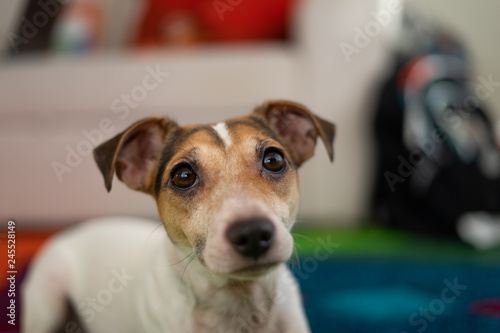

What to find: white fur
left=21, top=217, right=310, bottom=333
left=212, top=122, right=232, bottom=147
left=22, top=120, right=310, bottom=332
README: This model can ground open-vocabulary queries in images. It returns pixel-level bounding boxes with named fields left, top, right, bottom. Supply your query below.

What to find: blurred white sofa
left=0, top=0, right=401, bottom=227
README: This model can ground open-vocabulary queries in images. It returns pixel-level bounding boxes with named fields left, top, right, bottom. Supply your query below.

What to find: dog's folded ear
left=93, top=117, right=175, bottom=193
left=254, top=100, right=336, bottom=166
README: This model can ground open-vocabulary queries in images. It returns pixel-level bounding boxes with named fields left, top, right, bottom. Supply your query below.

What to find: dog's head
left=94, top=101, right=335, bottom=279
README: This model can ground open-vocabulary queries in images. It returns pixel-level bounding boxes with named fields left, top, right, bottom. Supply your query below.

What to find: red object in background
left=469, top=298, right=500, bottom=318
left=0, top=231, right=57, bottom=290
left=135, top=0, right=299, bottom=47
left=0, top=231, right=58, bottom=332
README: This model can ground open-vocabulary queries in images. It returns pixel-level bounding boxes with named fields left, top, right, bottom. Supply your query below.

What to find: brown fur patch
left=155, top=117, right=298, bottom=250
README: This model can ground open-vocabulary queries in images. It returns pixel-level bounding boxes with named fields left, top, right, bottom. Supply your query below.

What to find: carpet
left=2, top=227, right=500, bottom=332
left=291, top=228, right=500, bottom=333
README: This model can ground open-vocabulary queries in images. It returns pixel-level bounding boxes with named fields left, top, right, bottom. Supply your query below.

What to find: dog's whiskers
left=289, top=245, right=301, bottom=270
left=178, top=253, right=197, bottom=291
left=154, top=251, right=195, bottom=268
left=290, top=232, right=315, bottom=243
left=143, top=223, right=164, bottom=244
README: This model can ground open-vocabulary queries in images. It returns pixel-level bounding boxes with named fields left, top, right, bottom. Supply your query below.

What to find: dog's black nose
left=226, top=218, right=275, bottom=259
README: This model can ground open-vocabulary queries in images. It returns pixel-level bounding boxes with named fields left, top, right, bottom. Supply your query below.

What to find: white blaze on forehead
left=212, top=122, right=232, bottom=147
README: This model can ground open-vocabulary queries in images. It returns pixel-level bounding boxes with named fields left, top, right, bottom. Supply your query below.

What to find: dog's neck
left=171, top=245, right=281, bottom=331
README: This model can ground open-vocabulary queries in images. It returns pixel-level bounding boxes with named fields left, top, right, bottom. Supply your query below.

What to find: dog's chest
left=192, top=304, right=280, bottom=333
left=189, top=282, right=281, bottom=333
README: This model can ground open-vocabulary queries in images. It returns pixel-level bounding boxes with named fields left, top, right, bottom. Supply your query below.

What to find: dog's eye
left=171, top=165, right=198, bottom=190
left=263, top=149, right=285, bottom=173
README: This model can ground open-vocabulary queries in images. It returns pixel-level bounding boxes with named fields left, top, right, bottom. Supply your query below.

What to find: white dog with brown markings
left=22, top=100, right=335, bottom=333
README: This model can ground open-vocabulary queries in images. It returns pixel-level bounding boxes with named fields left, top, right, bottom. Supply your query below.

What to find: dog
left=22, top=100, right=335, bottom=333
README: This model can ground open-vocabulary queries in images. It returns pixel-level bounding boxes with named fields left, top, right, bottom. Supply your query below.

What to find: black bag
left=371, top=13, right=500, bottom=236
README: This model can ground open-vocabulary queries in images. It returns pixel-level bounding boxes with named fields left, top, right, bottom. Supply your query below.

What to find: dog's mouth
left=228, top=261, right=281, bottom=279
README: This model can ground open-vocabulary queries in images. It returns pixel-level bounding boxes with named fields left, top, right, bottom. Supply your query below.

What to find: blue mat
left=292, top=258, right=500, bottom=333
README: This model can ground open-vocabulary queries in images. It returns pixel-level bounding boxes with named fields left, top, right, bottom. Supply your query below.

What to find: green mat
left=292, top=227, right=500, bottom=265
